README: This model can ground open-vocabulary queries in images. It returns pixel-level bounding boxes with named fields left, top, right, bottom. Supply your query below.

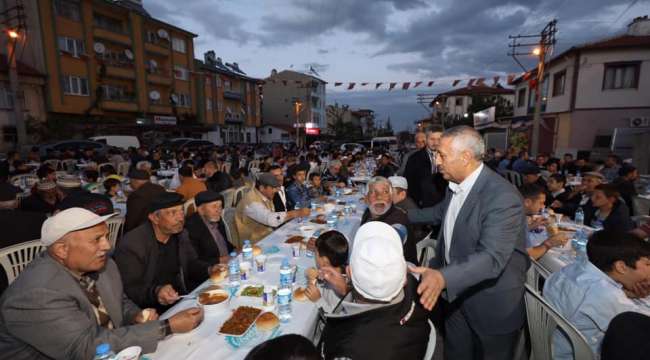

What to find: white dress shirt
left=443, top=163, right=484, bottom=263
left=244, top=199, right=287, bottom=228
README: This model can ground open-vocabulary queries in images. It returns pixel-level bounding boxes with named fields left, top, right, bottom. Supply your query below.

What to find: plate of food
left=225, top=312, right=282, bottom=349
left=285, top=235, right=305, bottom=244
left=238, top=284, right=264, bottom=298
left=310, top=215, right=327, bottom=225
left=218, top=306, right=263, bottom=337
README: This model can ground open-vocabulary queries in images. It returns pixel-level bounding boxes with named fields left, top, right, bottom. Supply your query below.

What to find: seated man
left=519, top=184, right=569, bottom=260
left=588, top=184, right=634, bottom=233
left=269, top=165, right=287, bottom=212
left=321, top=160, right=347, bottom=191
left=124, top=169, right=166, bottom=232
left=285, top=164, right=311, bottom=210
left=307, top=172, right=325, bottom=199
left=545, top=173, right=571, bottom=207
left=20, top=180, right=59, bottom=214
left=0, top=208, right=203, bottom=359
left=184, top=191, right=234, bottom=289
left=389, top=176, right=418, bottom=212
left=550, top=171, right=603, bottom=219
left=115, top=192, right=195, bottom=312
left=175, top=165, right=207, bottom=201
left=234, top=173, right=309, bottom=245
left=612, top=165, right=639, bottom=215
left=361, top=176, right=415, bottom=264
left=543, top=230, right=650, bottom=360
left=319, top=221, right=429, bottom=360
left=56, top=176, right=114, bottom=216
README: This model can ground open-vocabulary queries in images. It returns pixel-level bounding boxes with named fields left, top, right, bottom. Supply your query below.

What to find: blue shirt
left=543, top=259, right=650, bottom=360
left=286, top=181, right=311, bottom=210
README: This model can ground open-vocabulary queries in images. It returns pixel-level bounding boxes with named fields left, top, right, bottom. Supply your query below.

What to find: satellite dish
left=94, top=42, right=105, bottom=54
left=149, top=59, right=158, bottom=68
left=170, top=93, right=179, bottom=103
left=149, top=90, right=160, bottom=100
left=124, top=49, right=134, bottom=60
left=157, top=29, right=169, bottom=39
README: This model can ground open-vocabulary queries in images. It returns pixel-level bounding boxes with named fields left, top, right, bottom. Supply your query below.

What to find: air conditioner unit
left=630, top=117, right=650, bottom=128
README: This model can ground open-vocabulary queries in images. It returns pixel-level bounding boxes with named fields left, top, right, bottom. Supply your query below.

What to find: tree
left=326, top=103, right=362, bottom=140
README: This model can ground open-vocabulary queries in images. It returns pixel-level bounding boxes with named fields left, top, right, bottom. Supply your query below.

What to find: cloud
left=304, top=62, right=330, bottom=73
left=317, top=48, right=330, bottom=54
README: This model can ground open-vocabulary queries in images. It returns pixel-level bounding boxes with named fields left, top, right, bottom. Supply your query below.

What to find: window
left=93, top=13, right=124, bottom=34
left=603, top=62, right=640, bottom=90
left=171, top=37, right=186, bottom=53
left=224, top=80, right=231, bottom=90
left=552, top=71, right=566, bottom=96
left=58, top=36, right=85, bottom=57
left=178, top=93, right=191, bottom=107
left=54, top=0, right=81, bottom=21
left=206, top=99, right=212, bottom=110
left=517, top=88, right=526, bottom=107
left=62, top=75, right=89, bottom=96
left=173, top=65, right=189, bottom=80
left=0, top=86, right=13, bottom=109
left=455, top=97, right=463, bottom=106
left=101, top=84, right=133, bottom=101
left=146, top=30, right=169, bottom=46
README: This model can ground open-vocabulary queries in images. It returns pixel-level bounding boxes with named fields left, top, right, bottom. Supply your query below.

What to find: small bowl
left=197, top=289, right=230, bottom=312
left=116, top=346, right=141, bottom=360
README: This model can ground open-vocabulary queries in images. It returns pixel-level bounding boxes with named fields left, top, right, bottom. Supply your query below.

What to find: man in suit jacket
left=184, top=191, right=234, bottom=289
left=404, top=126, right=448, bottom=208
left=270, top=165, right=287, bottom=212
left=124, top=169, right=166, bottom=232
left=0, top=208, right=203, bottom=360
left=409, top=126, right=529, bottom=360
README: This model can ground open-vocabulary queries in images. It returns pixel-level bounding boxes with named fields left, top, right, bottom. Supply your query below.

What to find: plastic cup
left=263, top=286, right=276, bottom=307
left=239, top=262, right=251, bottom=281
left=255, top=255, right=267, bottom=273
left=292, top=244, right=301, bottom=258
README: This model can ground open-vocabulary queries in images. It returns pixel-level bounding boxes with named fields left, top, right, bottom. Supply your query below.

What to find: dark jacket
left=362, top=205, right=416, bottom=264
left=403, top=149, right=447, bottom=208
left=113, top=222, right=195, bottom=311
left=321, top=274, right=429, bottom=360
left=124, top=182, right=166, bottom=232
left=588, top=200, right=635, bottom=233
left=545, top=188, right=572, bottom=207
left=20, top=193, right=57, bottom=214
left=273, top=190, right=287, bottom=212
left=206, top=171, right=233, bottom=194
left=612, top=177, right=638, bottom=216
left=184, top=213, right=234, bottom=289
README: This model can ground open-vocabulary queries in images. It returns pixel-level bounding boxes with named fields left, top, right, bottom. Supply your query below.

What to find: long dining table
left=146, top=193, right=366, bottom=360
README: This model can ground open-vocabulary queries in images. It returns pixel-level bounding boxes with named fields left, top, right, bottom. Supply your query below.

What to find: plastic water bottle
left=228, top=252, right=240, bottom=286
left=242, top=240, right=253, bottom=266
left=277, top=287, right=292, bottom=322
left=93, top=343, right=116, bottom=360
left=306, top=229, right=320, bottom=258
left=279, top=258, right=292, bottom=289
left=295, top=204, right=303, bottom=224
left=572, top=229, right=589, bottom=259
left=575, top=207, right=584, bottom=226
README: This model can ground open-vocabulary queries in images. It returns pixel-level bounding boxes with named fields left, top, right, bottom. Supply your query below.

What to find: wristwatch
left=161, top=319, right=172, bottom=337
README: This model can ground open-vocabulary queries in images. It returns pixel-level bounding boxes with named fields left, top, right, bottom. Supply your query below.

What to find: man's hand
left=409, top=266, right=446, bottom=311
left=320, top=266, right=348, bottom=296
left=550, top=200, right=563, bottom=209
left=297, top=208, right=311, bottom=217
left=544, top=233, right=569, bottom=248
left=625, top=279, right=650, bottom=299
left=168, top=307, right=204, bottom=333
left=157, top=284, right=180, bottom=305
left=134, top=308, right=159, bottom=324
left=304, top=283, right=321, bottom=302
left=528, top=216, right=548, bottom=229
left=218, top=255, right=231, bottom=264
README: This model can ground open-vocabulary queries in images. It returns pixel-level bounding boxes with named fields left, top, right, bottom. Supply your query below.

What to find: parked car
left=340, top=143, right=366, bottom=154
left=39, top=140, right=109, bottom=157
left=89, top=135, right=140, bottom=150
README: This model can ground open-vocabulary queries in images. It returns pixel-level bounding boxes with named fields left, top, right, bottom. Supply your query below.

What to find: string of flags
left=262, top=73, right=523, bottom=90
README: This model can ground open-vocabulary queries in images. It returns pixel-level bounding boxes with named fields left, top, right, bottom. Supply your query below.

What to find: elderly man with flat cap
left=115, top=192, right=196, bottom=312
left=124, top=169, right=165, bottom=232
left=0, top=208, right=203, bottom=360
left=184, top=190, right=234, bottom=288
left=235, top=173, right=310, bottom=245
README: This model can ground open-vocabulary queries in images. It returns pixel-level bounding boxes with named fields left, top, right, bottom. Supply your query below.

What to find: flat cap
left=148, top=192, right=184, bottom=213
left=195, top=190, right=224, bottom=207
left=257, top=172, right=280, bottom=188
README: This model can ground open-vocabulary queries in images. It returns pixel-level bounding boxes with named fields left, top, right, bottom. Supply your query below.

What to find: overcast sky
left=146, top=0, right=650, bottom=131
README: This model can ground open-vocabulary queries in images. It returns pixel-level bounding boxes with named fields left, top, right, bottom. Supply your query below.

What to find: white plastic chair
left=0, top=240, right=45, bottom=285
left=526, top=258, right=552, bottom=294
left=233, top=186, right=249, bottom=207
left=504, top=170, right=523, bottom=188
left=424, top=319, right=437, bottom=360
left=524, top=284, right=594, bottom=360
left=43, top=159, right=61, bottom=170
left=61, top=159, right=77, bottom=173
left=223, top=162, right=232, bottom=174
left=117, top=161, right=131, bottom=177
left=222, top=208, right=240, bottom=249
left=221, top=188, right=236, bottom=208
left=10, top=174, right=39, bottom=189
left=248, top=159, right=260, bottom=171
left=416, top=232, right=437, bottom=267
left=183, top=198, right=196, bottom=216
left=106, top=216, right=125, bottom=248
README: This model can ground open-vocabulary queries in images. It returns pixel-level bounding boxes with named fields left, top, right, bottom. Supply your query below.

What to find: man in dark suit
left=124, top=169, right=166, bottom=232
left=409, top=126, right=529, bottom=360
left=184, top=191, right=234, bottom=289
left=404, top=125, right=447, bottom=208
left=269, top=165, right=287, bottom=212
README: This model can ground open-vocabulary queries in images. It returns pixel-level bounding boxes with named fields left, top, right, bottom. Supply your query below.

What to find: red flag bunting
left=402, top=82, right=410, bottom=90
left=413, top=81, right=422, bottom=88
left=361, top=82, right=369, bottom=86
left=334, top=82, right=343, bottom=87
left=492, top=76, right=500, bottom=86
left=467, top=79, right=476, bottom=87
left=452, top=80, right=461, bottom=87
left=375, top=83, right=382, bottom=89
left=388, top=82, right=397, bottom=91
left=347, top=83, right=356, bottom=90
left=427, top=81, right=434, bottom=87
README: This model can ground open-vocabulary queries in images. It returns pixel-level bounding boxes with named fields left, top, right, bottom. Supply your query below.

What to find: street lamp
left=532, top=47, right=541, bottom=56
left=7, top=30, right=19, bottom=39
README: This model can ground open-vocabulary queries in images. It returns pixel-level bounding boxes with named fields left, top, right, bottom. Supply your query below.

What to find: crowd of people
left=0, top=125, right=648, bottom=360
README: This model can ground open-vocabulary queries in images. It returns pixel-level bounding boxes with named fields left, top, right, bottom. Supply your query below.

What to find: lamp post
left=293, top=99, right=303, bottom=147
left=6, top=28, right=28, bottom=152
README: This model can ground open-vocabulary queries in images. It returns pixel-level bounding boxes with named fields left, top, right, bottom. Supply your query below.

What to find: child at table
left=307, top=173, right=325, bottom=199
left=521, top=183, right=569, bottom=260
left=304, top=230, right=349, bottom=313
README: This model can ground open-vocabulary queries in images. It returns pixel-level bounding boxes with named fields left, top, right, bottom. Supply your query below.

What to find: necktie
left=79, top=275, right=114, bottom=329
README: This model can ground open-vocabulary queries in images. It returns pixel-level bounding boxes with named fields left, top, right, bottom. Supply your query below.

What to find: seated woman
left=588, top=184, right=634, bottom=233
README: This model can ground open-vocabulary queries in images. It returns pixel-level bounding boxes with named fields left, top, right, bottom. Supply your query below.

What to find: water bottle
left=541, top=207, right=549, bottom=220
left=277, top=287, right=292, bottom=322
left=228, top=252, right=240, bottom=286
left=575, top=207, right=584, bottom=226
left=242, top=240, right=253, bottom=266
left=306, top=229, right=320, bottom=258
left=93, top=343, right=116, bottom=360
left=295, top=204, right=303, bottom=224
left=279, top=258, right=293, bottom=289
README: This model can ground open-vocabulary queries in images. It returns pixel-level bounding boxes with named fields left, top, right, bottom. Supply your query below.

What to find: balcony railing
left=223, top=90, right=242, bottom=101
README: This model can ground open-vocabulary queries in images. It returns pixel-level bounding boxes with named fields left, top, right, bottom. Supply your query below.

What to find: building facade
left=431, top=84, right=514, bottom=122
left=511, top=16, right=650, bottom=156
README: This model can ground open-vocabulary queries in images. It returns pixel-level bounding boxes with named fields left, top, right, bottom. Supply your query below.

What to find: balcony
left=145, top=42, right=169, bottom=56
left=101, top=100, right=138, bottom=112
left=149, top=103, right=173, bottom=114
left=223, top=90, right=242, bottom=101
left=93, top=28, right=131, bottom=46
left=147, top=68, right=172, bottom=85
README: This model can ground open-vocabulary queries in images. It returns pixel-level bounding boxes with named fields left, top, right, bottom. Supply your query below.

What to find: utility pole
left=1, top=1, right=27, bottom=153
left=508, top=19, right=557, bottom=155
left=293, top=99, right=303, bottom=148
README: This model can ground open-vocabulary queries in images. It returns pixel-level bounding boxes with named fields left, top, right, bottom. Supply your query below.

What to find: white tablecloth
left=147, top=195, right=365, bottom=360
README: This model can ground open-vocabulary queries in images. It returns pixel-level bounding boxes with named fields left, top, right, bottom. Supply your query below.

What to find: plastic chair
left=504, top=170, right=523, bottom=188
left=43, top=159, right=61, bottom=170
left=524, top=284, right=594, bottom=360
left=0, top=240, right=45, bottom=285
left=221, top=188, right=236, bottom=208
left=61, top=159, right=77, bottom=173
left=183, top=198, right=196, bottom=216
left=223, top=162, right=232, bottom=174
left=97, top=162, right=113, bottom=173
left=106, top=216, right=125, bottom=248
left=233, top=186, right=249, bottom=207
left=424, top=319, right=437, bottom=360
left=10, top=174, right=39, bottom=189
left=117, top=161, right=131, bottom=177
left=248, top=159, right=260, bottom=171
left=416, top=232, right=437, bottom=267
left=526, top=259, right=552, bottom=294
left=222, top=208, right=240, bottom=249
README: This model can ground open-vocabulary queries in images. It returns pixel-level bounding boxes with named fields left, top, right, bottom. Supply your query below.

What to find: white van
left=371, top=136, right=398, bottom=151
left=89, top=135, right=140, bottom=150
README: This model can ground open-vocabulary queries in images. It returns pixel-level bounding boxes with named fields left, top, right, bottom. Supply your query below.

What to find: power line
left=613, top=0, right=640, bottom=24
